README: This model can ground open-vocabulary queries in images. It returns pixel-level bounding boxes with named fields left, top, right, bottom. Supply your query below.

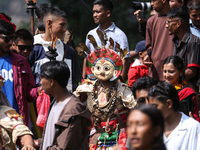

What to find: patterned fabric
left=85, top=22, right=130, bottom=58
left=172, top=32, right=200, bottom=87
left=172, top=32, right=199, bottom=68
left=89, top=128, right=127, bottom=150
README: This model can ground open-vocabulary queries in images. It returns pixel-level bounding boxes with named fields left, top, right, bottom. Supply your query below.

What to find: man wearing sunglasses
left=0, top=19, right=39, bottom=127
left=11, top=29, right=33, bottom=59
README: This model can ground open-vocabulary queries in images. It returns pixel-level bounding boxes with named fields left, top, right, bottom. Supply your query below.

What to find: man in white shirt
left=148, top=81, right=200, bottom=150
left=83, top=0, right=130, bottom=81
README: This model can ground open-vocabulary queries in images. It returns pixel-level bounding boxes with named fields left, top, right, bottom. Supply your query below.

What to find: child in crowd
left=128, top=40, right=148, bottom=87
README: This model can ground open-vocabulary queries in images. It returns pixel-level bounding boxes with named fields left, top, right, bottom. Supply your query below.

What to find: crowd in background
left=0, top=0, right=199, bottom=150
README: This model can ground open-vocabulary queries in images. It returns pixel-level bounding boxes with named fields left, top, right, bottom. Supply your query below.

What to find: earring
left=180, top=74, right=183, bottom=77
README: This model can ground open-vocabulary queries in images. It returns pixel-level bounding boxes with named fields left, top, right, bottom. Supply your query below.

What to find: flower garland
left=174, top=80, right=187, bottom=90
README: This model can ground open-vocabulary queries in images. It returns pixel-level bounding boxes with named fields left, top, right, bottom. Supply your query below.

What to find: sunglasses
left=0, top=35, right=16, bottom=43
left=17, top=45, right=33, bottom=52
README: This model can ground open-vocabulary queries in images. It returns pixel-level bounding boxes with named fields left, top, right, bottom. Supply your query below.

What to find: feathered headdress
left=76, top=29, right=127, bottom=81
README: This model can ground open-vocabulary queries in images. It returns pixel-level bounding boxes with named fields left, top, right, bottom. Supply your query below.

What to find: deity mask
left=86, top=48, right=122, bottom=81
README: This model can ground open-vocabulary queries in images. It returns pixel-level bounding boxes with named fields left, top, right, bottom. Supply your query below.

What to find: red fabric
left=99, top=114, right=127, bottom=129
left=118, top=131, right=127, bottom=150
left=187, top=63, right=199, bottom=68
left=0, top=14, right=16, bottom=30
left=178, top=87, right=200, bottom=122
left=128, top=61, right=148, bottom=87
left=10, top=51, right=39, bottom=126
left=36, top=90, right=50, bottom=129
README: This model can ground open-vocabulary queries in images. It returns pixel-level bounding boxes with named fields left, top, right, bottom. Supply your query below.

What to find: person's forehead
left=93, top=4, right=104, bottom=10
left=53, top=16, right=67, bottom=23
left=136, top=89, right=149, bottom=97
left=189, top=9, right=200, bottom=14
left=17, top=40, right=33, bottom=45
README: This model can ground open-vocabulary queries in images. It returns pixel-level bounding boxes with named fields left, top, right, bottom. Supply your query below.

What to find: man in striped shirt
left=166, top=7, right=200, bottom=90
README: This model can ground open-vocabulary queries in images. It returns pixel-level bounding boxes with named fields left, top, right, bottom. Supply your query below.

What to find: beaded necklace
left=91, top=80, right=118, bottom=122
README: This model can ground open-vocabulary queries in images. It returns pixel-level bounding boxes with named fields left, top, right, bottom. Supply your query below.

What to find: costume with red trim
left=74, top=48, right=137, bottom=150
left=0, top=105, right=33, bottom=150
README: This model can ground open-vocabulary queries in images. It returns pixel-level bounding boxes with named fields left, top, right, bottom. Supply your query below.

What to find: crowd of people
left=0, top=0, right=199, bottom=150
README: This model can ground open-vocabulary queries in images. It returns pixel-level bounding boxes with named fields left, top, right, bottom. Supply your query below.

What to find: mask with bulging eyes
left=91, top=58, right=117, bottom=81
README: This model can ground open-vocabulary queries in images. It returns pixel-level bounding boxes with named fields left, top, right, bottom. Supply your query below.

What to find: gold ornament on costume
left=5, top=110, right=23, bottom=120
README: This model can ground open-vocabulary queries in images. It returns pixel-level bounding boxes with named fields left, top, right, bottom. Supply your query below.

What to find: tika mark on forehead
left=100, top=57, right=105, bottom=64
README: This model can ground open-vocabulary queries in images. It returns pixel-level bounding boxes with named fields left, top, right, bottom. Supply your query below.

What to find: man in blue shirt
left=0, top=18, right=38, bottom=126
left=83, top=0, right=130, bottom=81
left=188, top=0, right=200, bottom=38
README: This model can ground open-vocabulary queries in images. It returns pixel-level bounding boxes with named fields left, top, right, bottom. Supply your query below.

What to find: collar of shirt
left=189, top=19, right=195, bottom=27
left=172, top=32, right=190, bottom=48
left=97, top=22, right=116, bottom=32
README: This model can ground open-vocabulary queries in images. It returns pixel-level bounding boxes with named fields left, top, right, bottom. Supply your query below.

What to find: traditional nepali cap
left=135, top=40, right=146, bottom=54
left=86, top=48, right=123, bottom=81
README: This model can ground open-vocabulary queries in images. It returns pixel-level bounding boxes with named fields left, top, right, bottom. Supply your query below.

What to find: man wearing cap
left=128, top=40, right=148, bottom=87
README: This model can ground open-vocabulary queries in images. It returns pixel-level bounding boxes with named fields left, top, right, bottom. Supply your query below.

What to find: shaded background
left=0, top=0, right=150, bottom=71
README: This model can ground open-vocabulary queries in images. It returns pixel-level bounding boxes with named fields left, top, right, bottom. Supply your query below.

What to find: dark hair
left=148, top=81, right=180, bottom=111
left=35, top=3, right=54, bottom=19
left=175, top=0, right=188, bottom=7
left=167, top=7, right=189, bottom=22
left=0, top=19, right=15, bottom=35
left=187, top=0, right=200, bottom=10
left=131, top=76, right=157, bottom=98
left=35, top=3, right=54, bottom=32
left=93, top=0, right=113, bottom=12
left=40, top=61, right=70, bottom=88
left=37, top=19, right=45, bottom=32
left=0, top=12, right=11, bottom=21
left=47, top=7, right=67, bottom=19
left=162, top=55, right=184, bottom=84
left=14, top=29, right=34, bottom=44
left=128, top=104, right=166, bottom=150
left=183, top=0, right=188, bottom=7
